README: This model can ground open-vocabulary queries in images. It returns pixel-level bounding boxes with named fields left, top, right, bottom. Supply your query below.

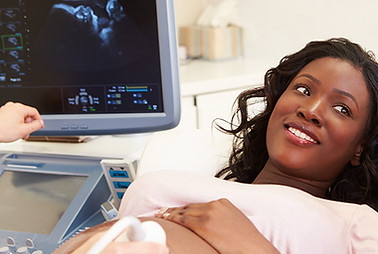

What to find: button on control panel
left=0, top=246, right=11, bottom=254
left=0, top=237, right=43, bottom=254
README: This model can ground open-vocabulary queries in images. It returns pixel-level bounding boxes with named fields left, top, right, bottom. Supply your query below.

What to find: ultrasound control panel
left=0, top=152, right=111, bottom=253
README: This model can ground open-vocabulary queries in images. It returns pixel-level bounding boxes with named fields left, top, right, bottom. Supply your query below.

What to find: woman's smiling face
left=266, top=57, right=370, bottom=182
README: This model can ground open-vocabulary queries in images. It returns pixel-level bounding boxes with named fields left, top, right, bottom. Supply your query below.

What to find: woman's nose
left=297, top=99, right=324, bottom=127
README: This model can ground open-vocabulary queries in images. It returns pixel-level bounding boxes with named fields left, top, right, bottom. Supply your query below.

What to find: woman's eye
left=296, top=86, right=310, bottom=96
left=334, top=105, right=351, bottom=117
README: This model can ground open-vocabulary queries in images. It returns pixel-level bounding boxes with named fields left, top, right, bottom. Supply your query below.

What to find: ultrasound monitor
left=0, top=0, right=180, bottom=136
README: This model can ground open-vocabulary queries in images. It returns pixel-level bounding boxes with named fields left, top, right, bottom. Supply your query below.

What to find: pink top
left=118, top=171, right=378, bottom=253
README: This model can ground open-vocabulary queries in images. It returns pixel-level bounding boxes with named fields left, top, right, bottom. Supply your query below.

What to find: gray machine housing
left=0, top=152, right=111, bottom=253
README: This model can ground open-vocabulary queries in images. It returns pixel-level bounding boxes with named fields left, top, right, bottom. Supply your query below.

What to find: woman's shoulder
left=346, top=204, right=378, bottom=252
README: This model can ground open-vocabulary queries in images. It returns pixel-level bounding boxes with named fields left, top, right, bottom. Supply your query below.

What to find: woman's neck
left=253, top=160, right=332, bottom=198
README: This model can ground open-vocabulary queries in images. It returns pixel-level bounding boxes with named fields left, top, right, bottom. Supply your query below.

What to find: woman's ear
left=350, top=145, right=364, bottom=166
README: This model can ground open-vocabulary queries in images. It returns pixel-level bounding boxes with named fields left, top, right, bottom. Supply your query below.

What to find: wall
left=174, top=0, right=378, bottom=67
left=173, top=0, right=207, bottom=27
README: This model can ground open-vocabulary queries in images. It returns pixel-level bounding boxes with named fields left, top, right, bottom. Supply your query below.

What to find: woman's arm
left=156, top=198, right=279, bottom=254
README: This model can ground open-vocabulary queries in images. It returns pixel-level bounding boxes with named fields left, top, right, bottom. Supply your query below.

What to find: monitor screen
left=0, top=0, right=180, bottom=135
left=0, top=170, right=87, bottom=234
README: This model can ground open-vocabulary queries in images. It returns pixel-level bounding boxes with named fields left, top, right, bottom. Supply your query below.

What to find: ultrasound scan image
left=32, top=0, right=149, bottom=72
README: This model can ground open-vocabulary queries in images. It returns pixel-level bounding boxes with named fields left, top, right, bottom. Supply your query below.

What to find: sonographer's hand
left=0, top=102, right=44, bottom=142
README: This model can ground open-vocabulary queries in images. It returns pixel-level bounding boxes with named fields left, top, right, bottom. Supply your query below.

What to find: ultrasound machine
left=0, top=0, right=180, bottom=253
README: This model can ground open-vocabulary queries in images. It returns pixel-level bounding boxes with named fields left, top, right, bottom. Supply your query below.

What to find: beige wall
left=174, top=0, right=378, bottom=66
left=173, top=0, right=207, bottom=27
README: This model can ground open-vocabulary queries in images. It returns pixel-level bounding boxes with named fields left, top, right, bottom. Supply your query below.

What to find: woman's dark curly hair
left=216, top=38, right=378, bottom=211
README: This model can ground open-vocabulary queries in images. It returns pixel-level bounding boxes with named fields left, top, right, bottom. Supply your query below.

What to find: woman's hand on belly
left=156, top=198, right=279, bottom=254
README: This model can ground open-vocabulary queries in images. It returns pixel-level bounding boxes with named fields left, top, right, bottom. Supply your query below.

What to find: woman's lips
left=284, top=123, right=320, bottom=145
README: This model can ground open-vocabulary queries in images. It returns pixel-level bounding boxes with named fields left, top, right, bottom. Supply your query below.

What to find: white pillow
left=136, top=129, right=232, bottom=177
